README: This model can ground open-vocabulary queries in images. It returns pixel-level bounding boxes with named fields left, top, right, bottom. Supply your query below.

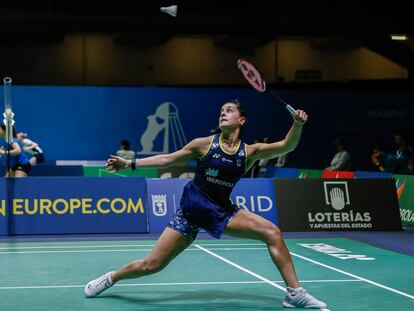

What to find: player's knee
left=263, top=222, right=282, bottom=243
left=142, top=258, right=167, bottom=273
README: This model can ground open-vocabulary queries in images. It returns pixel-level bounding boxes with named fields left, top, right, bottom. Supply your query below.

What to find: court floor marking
left=195, top=244, right=414, bottom=301
left=0, top=243, right=264, bottom=250
left=290, top=251, right=414, bottom=300
left=2, top=240, right=413, bottom=301
left=0, top=279, right=363, bottom=290
left=194, top=244, right=287, bottom=292
left=0, top=247, right=269, bottom=255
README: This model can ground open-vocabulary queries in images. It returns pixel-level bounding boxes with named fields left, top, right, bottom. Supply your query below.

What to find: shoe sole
left=283, top=301, right=327, bottom=309
left=283, top=301, right=295, bottom=308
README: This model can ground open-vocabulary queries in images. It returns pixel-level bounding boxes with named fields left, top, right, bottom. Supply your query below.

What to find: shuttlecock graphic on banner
left=160, top=5, right=177, bottom=17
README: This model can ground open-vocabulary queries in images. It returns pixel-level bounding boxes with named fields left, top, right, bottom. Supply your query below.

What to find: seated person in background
left=371, top=145, right=396, bottom=172
left=274, top=152, right=293, bottom=168
left=17, top=132, right=45, bottom=165
left=393, top=132, right=414, bottom=174
left=116, top=140, right=136, bottom=160
left=0, top=126, right=31, bottom=177
left=326, top=138, right=351, bottom=171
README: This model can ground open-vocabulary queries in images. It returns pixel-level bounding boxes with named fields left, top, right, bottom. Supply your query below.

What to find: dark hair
left=229, top=99, right=247, bottom=119
left=0, top=124, right=17, bottom=137
left=121, top=140, right=131, bottom=149
left=333, top=138, right=347, bottom=147
left=210, top=127, right=222, bottom=134
left=395, top=132, right=408, bottom=141
left=373, top=145, right=385, bottom=152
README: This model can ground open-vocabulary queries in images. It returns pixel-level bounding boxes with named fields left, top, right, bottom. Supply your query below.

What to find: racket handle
left=285, top=103, right=296, bottom=116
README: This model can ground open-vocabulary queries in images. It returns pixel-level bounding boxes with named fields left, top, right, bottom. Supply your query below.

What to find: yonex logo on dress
left=205, top=168, right=219, bottom=177
left=212, top=153, right=221, bottom=158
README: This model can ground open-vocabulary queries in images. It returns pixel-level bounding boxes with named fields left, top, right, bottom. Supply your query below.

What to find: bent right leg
left=112, top=227, right=193, bottom=282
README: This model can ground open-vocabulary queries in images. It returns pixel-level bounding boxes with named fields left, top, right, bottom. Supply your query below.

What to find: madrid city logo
left=152, top=194, right=167, bottom=217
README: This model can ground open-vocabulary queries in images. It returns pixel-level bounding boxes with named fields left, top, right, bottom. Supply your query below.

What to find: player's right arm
left=106, top=136, right=212, bottom=172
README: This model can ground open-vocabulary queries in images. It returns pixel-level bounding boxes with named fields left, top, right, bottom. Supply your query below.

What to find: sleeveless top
left=192, top=134, right=247, bottom=207
left=4, top=138, right=30, bottom=166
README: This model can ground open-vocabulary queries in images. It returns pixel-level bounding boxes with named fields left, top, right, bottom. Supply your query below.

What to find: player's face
left=219, top=103, right=245, bottom=130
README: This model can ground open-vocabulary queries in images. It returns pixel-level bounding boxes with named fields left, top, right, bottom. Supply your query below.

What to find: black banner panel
left=274, top=179, right=402, bottom=231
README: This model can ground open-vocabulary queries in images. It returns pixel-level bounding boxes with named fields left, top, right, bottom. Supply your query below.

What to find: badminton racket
left=237, top=58, right=296, bottom=116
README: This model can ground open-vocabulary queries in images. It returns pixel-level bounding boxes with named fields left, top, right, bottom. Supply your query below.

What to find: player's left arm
left=247, top=110, right=307, bottom=162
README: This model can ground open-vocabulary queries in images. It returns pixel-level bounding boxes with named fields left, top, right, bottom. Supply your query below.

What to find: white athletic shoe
left=84, top=271, right=115, bottom=297
left=283, top=287, right=327, bottom=309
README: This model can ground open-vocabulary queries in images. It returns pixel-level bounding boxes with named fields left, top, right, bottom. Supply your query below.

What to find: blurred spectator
left=371, top=145, right=395, bottom=172
left=274, top=153, right=293, bottom=168
left=16, top=132, right=45, bottom=166
left=116, top=140, right=135, bottom=160
left=326, top=138, right=351, bottom=171
left=393, top=132, right=413, bottom=173
left=0, top=126, right=31, bottom=177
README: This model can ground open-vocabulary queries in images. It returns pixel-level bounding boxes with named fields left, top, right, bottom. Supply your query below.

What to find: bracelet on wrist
left=131, top=159, right=137, bottom=171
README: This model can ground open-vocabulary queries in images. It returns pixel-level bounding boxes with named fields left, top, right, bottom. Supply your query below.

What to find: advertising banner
left=0, top=177, right=148, bottom=235
left=354, top=171, right=392, bottom=179
left=157, top=166, right=196, bottom=178
left=0, top=180, right=8, bottom=235
left=147, top=178, right=278, bottom=234
left=257, top=167, right=298, bottom=178
left=322, top=170, right=355, bottom=178
left=393, top=174, right=414, bottom=225
left=83, top=166, right=158, bottom=178
left=297, top=169, right=323, bottom=179
left=275, top=179, right=401, bottom=231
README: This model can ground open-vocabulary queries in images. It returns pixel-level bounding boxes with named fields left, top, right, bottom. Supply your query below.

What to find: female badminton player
left=85, top=100, right=327, bottom=309
left=0, top=125, right=31, bottom=177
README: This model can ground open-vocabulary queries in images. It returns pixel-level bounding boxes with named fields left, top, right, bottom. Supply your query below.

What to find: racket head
left=237, top=58, right=266, bottom=92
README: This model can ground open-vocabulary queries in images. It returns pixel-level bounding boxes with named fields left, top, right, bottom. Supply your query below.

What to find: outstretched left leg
left=224, top=209, right=327, bottom=309
left=225, top=209, right=299, bottom=287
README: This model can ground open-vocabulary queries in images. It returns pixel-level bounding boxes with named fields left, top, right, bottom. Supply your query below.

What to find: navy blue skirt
left=167, top=181, right=239, bottom=239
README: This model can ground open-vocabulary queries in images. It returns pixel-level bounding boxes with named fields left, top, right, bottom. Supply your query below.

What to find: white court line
left=0, top=247, right=268, bottom=255
left=290, top=252, right=414, bottom=300
left=194, top=244, right=287, bottom=292
left=0, top=243, right=263, bottom=250
left=0, top=279, right=362, bottom=290
left=3, top=242, right=413, bottom=300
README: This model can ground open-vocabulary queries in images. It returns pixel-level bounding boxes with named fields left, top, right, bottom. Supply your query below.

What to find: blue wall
left=3, top=86, right=414, bottom=170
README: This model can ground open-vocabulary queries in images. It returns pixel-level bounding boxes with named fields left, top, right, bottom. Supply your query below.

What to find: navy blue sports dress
left=167, top=134, right=247, bottom=239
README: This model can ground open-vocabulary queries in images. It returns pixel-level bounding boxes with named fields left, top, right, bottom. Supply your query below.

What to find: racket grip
left=285, top=103, right=296, bottom=116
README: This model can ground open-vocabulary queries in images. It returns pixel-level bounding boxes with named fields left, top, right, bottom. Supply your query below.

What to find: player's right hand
left=105, top=155, right=129, bottom=173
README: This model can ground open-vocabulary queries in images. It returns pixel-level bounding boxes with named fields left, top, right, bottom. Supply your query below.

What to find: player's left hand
left=293, top=110, right=308, bottom=125
left=105, top=155, right=129, bottom=173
